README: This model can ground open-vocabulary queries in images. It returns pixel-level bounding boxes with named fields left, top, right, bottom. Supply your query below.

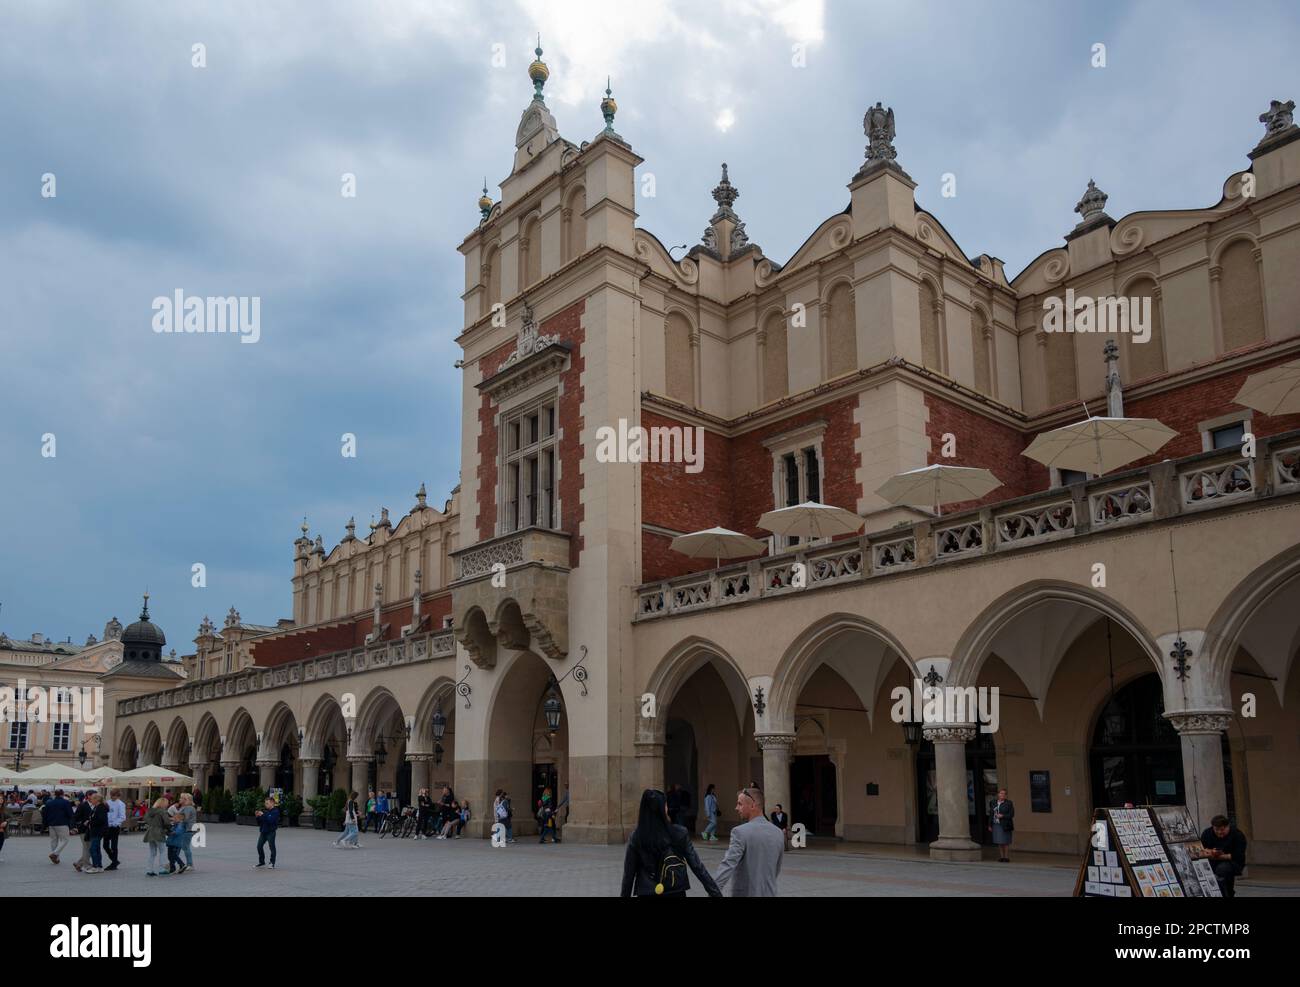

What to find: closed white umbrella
left=670, top=527, right=767, bottom=568
left=875, top=464, right=1002, bottom=517
left=757, top=501, right=864, bottom=541
left=1232, top=358, right=1300, bottom=416
left=1022, top=413, right=1177, bottom=476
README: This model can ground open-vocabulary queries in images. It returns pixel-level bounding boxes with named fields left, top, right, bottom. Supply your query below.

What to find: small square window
left=1211, top=422, right=1246, bottom=451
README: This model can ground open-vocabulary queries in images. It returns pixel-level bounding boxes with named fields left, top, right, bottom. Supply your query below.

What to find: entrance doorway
left=790, top=754, right=837, bottom=836
left=915, top=731, right=998, bottom=844
left=532, top=763, right=557, bottom=817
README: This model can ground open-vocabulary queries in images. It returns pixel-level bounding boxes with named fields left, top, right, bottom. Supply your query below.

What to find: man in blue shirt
left=254, top=797, right=280, bottom=869
left=104, top=789, right=127, bottom=871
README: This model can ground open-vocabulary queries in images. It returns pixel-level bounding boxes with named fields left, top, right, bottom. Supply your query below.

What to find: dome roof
left=122, top=594, right=166, bottom=648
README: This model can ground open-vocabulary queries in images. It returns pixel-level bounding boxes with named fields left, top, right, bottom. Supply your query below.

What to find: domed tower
left=121, top=592, right=167, bottom=662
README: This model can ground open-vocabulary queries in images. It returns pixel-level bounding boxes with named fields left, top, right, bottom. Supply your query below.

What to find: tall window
left=774, top=442, right=824, bottom=547
left=52, top=721, right=71, bottom=751
left=8, top=720, right=28, bottom=750
left=503, top=398, right=558, bottom=532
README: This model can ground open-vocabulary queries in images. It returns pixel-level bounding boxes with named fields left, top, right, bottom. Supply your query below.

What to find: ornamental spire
left=140, top=591, right=150, bottom=620
left=478, top=179, right=492, bottom=221
left=599, top=76, right=620, bottom=139
left=528, top=35, right=549, bottom=103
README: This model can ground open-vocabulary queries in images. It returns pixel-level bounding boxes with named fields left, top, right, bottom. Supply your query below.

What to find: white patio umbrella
left=669, top=527, right=767, bottom=568
left=101, top=764, right=194, bottom=787
left=1022, top=410, right=1177, bottom=476
left=757, top=501, right=864, bottom=541
left=1232, top=358, right=1300, bottom=416
left=875, top=464, right=1002, bottom=517
left=0, top=763, right=99, bottom=787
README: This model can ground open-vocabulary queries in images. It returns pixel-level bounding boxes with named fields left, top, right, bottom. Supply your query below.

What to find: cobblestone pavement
left=1, top=825, right=1290, bottom=896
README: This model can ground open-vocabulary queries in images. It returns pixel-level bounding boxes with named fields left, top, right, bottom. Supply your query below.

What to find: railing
left=117, top=628, right=456, bottom=716
left=633, top=429, right=1300, bottom=622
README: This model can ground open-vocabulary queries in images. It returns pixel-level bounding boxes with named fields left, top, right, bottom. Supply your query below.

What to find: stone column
left=257, top=760, right=277, bottom=791
left=406, top=753, right=431, bottom=797
left=1167, top=710, right=1232, bottom=830
left=925, top=724, right=981, bottom=861
left=221, top=762, right=240, bottom=794
left=755, top=734, right=795, bottom=822
left=191, top=763, right=211, bottom=793
left=299, top=758, right=321, bottom=809
left=635, top=741, right=665, bottom=793
left=349, top=756, right=370, bottom=799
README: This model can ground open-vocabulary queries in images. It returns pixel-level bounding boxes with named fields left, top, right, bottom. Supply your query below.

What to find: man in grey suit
left=714, top=786, right=784, bottom=896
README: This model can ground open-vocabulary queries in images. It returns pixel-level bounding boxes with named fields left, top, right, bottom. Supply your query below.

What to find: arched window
left=521, top=217, right=541, bottom=288
left=564, top=187, right=587, bottom=263
left=971, top=307, right=992, bottom=395
left=919, top=279, right=943, bottom=372
left=664, top=312, right=695, bottom=405
left=1123, top=277, right=1165, bottom=381
left=826, top=281, right=857, bottom=379
left=1218, top=240, right=1265, bottom=352
left=762, top=310, right=788, bottom=403
left=483, top=245, right=502, bottom=318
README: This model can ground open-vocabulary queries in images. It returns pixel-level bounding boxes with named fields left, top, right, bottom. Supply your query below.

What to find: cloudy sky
left=1, top=0, right=1296, bottom=649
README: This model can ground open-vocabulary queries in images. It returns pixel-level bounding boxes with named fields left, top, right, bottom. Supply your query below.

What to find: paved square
left=0, top=824, right=1140, bottom=897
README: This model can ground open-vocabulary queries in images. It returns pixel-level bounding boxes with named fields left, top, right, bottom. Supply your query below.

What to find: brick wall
left=249, top=592, right=453, bottom=667
left=474, top=299, right=587, bottom=568
left=640, top=395, right=862, bottom=582
left=924, top=394, right=1048, bottom=512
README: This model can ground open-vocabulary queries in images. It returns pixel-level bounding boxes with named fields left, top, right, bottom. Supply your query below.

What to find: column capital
left=254, top=759, right=279, bottom=768
left=922, top=724, right=978, bottom=743
left=298, top=757, right=322, bottom=767
left=219, top=761, right=241, bottom=771
left=1164, top=709, right=1232, bottom=735
left=754, top=733, right=796, bottom=751
left=404, top=751, right=433, bottom=763
left=347, top=755, right=373, bottom=765
left=634, top=740, right=665, bottom=757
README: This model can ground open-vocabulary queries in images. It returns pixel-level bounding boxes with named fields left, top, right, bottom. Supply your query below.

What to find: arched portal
left=485, top=650, right=570, bottom=836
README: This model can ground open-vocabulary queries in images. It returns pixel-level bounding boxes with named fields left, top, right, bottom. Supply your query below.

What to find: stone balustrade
left=116, top=629, right=456, bottom=716
left=634, top=429, right=1300, bottom=622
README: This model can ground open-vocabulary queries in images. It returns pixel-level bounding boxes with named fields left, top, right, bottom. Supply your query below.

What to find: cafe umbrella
left=875, top=464, right=1001, bottom=517
left=669, top=527, right=767, bottom=568
left=757, top=501, right=864, bottom=542
left=1022, top=409, right=1177, bottom=476
left=1231, top=357, right=1300, bottom=416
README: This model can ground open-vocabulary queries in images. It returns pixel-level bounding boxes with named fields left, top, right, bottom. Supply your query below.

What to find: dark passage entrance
left=790, top=754, right=838, bottom=836
left=1089, top=673, right=1234, bottom=815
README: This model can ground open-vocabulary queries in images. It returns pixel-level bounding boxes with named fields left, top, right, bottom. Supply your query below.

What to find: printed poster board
left=1073, top=806, right=1219, bottom=897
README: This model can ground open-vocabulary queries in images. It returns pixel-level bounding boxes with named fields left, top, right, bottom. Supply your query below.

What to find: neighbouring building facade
left=112, top=59, right=1300, bottom=863
left=2, top=603, right=185, bottom=775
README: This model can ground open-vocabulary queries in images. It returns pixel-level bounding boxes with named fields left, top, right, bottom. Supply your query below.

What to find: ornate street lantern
left=543, top=691, right=563, bottom=734
left=432, top=704, right=446, bottom=743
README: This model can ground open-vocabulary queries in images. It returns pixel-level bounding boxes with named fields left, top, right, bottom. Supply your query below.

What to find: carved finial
left=344, top=516, right=356, bottom=541
left=300, top=516, right=309, bottom=538
left=225, top=606, right=241, bottom=628
left=478, top=179, right=493, bottom=221
left=140, top=592, right=150, bottom=620
left=1074, top=179, right=1110, bottom=225
left=711, top=162, right=739, bottom=213
left=198, top=615, right=214, bottom=637
left=414, top=483, right=428, bottom=510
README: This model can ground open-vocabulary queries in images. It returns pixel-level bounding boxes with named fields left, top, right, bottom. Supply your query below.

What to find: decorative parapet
left=451, top=527, right=571, bottom=665
left=116, top=629, right=455, bottom=717
left=632, top=429, right=1300, bottom=622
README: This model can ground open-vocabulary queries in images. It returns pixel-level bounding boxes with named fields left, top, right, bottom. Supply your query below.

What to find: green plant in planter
left=327, top=787, right=348, bottom=821
left=281, top=791, right=303, bottom=823
left=232, top=787, right=267, bottom=818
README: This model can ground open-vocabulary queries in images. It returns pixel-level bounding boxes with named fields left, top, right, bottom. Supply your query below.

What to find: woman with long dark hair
left=620, top=789, right=721, bottom=897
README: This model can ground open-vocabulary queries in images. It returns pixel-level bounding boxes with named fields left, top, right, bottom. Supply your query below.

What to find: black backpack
left=655, top=849, right=689, bottom=894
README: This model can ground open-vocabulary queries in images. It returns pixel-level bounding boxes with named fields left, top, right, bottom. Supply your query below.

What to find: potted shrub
left=217, top=789, right=236, bottom=823
left=326, top=788, right=347, bottom=832
left=281, top=791, right=303, bottom=827
left=307, top=795, right=330, bottom=829
left=233, top=787, right=266, bottom=825
left=198, top=787, right=222, bottom=824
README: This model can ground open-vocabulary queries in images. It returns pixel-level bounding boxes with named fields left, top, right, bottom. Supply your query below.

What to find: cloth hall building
left=112, top=58, right=1300, bottom=864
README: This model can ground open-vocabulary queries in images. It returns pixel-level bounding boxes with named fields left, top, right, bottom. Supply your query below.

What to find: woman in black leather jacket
left=621, top=788, right=722, bottom=897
